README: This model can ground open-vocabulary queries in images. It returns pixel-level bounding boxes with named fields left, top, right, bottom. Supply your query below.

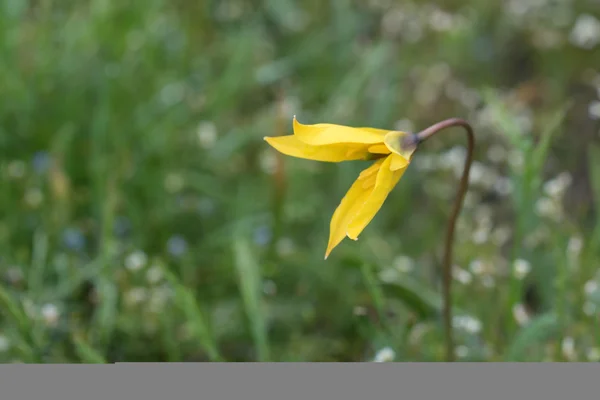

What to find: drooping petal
left=346, top=154, right=408, bottom=240
left=264, top=135, right=370, bottom=162
left=325, top=159, right=384, bottom=259
left=293, top=117, right=387, bottom=146
left=367, top=144, right=390, bottom=154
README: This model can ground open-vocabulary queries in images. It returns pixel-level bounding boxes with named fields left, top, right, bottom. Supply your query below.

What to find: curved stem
left=409, top=118, right=475, bottom=362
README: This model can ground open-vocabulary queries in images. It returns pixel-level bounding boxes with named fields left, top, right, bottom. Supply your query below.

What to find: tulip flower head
left=264, top=117, right=417, bottom=259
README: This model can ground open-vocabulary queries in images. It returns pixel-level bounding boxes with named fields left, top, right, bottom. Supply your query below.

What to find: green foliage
left=0, top=0, right=599, bottom=362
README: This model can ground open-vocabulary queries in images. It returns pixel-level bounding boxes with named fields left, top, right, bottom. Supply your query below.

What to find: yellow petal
left=325, top=159, right=384, bottom=259
left=293, top=117, right=387, bottom=146
left=346, top=155, right=408, bottom=240
left=367, top=144, right=390, bottom=154
left=383, top=131, right=416, bottom=163
left=264, top=135, right=370, bottom=162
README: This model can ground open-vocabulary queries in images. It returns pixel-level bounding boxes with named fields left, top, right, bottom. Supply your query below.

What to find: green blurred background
left=1, top=0, right=600, bottom=362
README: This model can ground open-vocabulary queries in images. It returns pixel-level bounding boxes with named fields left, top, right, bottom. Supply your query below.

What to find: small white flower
left=469, top=259, right=485, bottom=275
left=453, top=267, right=473, bottom=285
left=41, top=303, right=60, bottom=326
left=586, top=347, right=600, bottom=362
left=124, top=287, right=148, bottom=307
left=453, top=315, right=482, bottom=334
left=513, top=259, right=531, bottom=280
left=588, top=101, right=600, bottom=120
left=512, top=303, right=530, bottom=326
left=584, top=280, right=598, bottom=296
left=125, top=250, right=148, bottom=272
left=197, top=121, right=218, bottom=149
left=146, top=265, right=164, bottom=284
left=164, top=173, right=185, bottom=193
left=569, top=14, right=600, bottom=49
left=373, top=347, right=396, bottom=362
left=561, top=337, right=576, bottom=361
left=393, top=255, right=415, bottom=273
left=567, top=236, right=583, bottom=258
left=455, top=345, right=469, bottom=358
left=472, top=227, right=489, bottom=244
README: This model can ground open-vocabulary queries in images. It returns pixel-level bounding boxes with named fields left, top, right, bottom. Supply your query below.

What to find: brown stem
left=407, top=118, right=475, bottom=362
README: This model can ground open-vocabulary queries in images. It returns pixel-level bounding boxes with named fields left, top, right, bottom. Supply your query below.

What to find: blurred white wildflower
left=584, top=280, right=598, bottom=296
left=588, top=101, right=600, bottom=120
left=124, top=287, right=148, bottom=307
left=24, top=188, right=44, bottom=208
left=583, top=301, right=596, bottom=316
left=561, top=337, right=576, bottom=361
left=408, top=323, right=432, bottom=346
left=146, top=264, right=164, bottom=284
left=586, top=347, right=600, bottom=362
left=148, top=286, right=173, bottom=313
left=373, top=347, right=396, bottom=362
left=393, top=255, right=415, bottom=273
left=472, top=227, right=490, bottom=245
left=453, top=266, right=473, bottom=285
left=455, top=345, right=469, bottom=358
left=125, top=250, right=148, bottom=272
left=569, top=14, right=600, bottom=49
left=469, top=259, right=486, bottom=275
left=567, top=236, right=584, bottom=264
left=428, top=8, right=455, bottom=32
left=535, top=197, right=562, bottom=221
left=0, top=335, right=10, bottom=352
left=439, top=146, right=466, bottom=176
left=543, top=172, right=572, bottom=199
left=493, top=177, right=513, bottom=196
left=197, top=121, right=218, bottom=149
left=513, top=259, right=532, bottom=280
left=164, top=173, right=185, bottom=193
left=41, top=303, right=60, bottom=326
left=7, top=160, right=26, bottom=179
left=512, top=303, right=531, bottom=326
left=453, top=315, right=482, bottom=334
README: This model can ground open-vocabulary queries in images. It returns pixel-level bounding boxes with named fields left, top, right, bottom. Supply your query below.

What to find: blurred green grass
left=1, top=0, right=600, bottom=362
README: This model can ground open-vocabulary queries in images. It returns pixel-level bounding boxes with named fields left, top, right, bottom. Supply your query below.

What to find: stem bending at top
left=405, top=118, right=475, bottom=362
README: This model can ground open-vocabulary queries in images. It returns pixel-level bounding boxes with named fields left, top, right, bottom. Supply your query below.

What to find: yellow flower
left=264, top=117, right=416, bottom=259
